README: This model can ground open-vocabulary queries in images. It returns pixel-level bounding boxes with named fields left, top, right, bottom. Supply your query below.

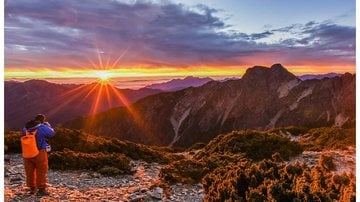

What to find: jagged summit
left=241, top=66, right=268, bottom=80
left=270, top=63, right=295, bottom=76
left=270, top=63, right=286, bottom=70
left=242, top=64, right=297, bottom=84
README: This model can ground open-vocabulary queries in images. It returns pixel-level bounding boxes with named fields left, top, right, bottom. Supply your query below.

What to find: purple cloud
left=5, top=0, right=355, bottom=69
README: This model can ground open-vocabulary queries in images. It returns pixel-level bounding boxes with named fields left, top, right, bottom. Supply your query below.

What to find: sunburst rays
left=48, top=43, right=145, bottom=131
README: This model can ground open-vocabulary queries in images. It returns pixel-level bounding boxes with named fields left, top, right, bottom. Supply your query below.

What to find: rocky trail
left=4, top=154, right=204, bottom=202
left=289, top=146, right=356, bottom=174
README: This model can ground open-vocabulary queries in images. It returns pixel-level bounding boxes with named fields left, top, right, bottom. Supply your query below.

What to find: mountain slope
left=145, top=76, right=213, bottom=91
left=5, top=80, right=162, bottom=130
left=65, top=64, right=355, bottom=147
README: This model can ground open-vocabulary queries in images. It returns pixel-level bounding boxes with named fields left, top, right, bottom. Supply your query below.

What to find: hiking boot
left=29, top=187, right=36, bottom=194
left=37, top=188, right=50, bottom=196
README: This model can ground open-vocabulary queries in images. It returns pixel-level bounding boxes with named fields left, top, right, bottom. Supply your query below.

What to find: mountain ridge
left=145, top=76, right=213, bottom=91
left=65, top=64, right=355, bottom=147
left=298, top=72, right=342, bottom=80
left=5, top=80, right=163, bottom=129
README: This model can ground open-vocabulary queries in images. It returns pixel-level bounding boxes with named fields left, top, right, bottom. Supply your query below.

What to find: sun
left=95, top=71, right=112, bottom=84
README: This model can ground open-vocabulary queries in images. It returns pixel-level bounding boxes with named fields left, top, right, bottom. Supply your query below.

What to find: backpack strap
left=26, top=129, right=38, bottom=136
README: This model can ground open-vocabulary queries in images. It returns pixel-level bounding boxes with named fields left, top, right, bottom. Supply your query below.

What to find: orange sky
left=4, top=64, right=355, bottom=80
left=5, top=0, right=355, bottom=87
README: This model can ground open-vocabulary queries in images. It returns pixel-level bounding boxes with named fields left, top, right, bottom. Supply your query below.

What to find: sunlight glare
left=95, top=71, right=112, bottom=83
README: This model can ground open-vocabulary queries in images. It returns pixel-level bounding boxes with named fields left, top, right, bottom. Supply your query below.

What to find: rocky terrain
left=66, top=64, right=355, bottom=147
left=5, top=126, right=355, bottom=201
left=289, top=147, right=356, bottom=174
left=6, top=150, right=354, bottom=202
left=5, top=154, right=204, bottom=202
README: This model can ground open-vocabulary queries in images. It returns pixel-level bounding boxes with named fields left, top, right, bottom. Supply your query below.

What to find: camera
left=46, top=145, right=51, bottom=152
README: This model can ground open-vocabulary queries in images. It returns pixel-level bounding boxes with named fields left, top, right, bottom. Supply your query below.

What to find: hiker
left=22, top=114, right=55, bottom=195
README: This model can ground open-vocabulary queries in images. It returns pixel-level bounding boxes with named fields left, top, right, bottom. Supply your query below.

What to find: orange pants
left=23, top=149, right=48, bottom=189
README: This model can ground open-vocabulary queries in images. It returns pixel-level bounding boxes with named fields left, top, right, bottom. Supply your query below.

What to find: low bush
left=195, top=130, right=303, bottom=161
left=186, top=142, right=207, bottom=151
left=202, top=157, right=355, bottom=201
left=48, top=127, right=90, bottom=152
left=302, top=127, right=355, bottom=151
left=199, top=153, right=247, bottom=171
left=5, top=127, right=184, bottom=164
left=161, top=130, right=303, bottom=184
left=49, top=149, right=132, bottom=175
left=318, top=154, right=336, bottom=171
left=150, top=145, right=184, bottom=153
left=100, top=139, right=184, bottom=164
left=97, top=166, right=126, bottom=176
left=4, top=131, right=22, bottom=153
left=269, top=126, right=309, bottom=136
left=4, top=127, right=92, bottom=153
left=160, top=159, right=209, bottom=184
left=160, top=153, right=246, bottom=184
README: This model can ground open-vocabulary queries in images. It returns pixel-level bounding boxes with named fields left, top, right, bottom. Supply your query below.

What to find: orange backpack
left=21, top=129, right=39, bottom=158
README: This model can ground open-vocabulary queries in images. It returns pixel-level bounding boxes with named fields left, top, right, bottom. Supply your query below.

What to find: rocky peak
left=241, top=64, right=298, bottom=86
left=241, top=66, right=268, bottom=80
left=270, top=63, right=295, bottom=77
left=270, top=63, right=297, bottom=79
left=342, top=72, right=354, bottom=79
left=270, top=63, right=286, bottom=71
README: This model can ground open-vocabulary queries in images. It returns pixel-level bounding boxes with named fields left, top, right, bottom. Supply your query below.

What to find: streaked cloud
left=5, top=0, right=355, bottom=73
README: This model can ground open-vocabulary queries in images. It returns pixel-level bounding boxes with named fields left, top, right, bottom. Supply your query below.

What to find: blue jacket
left=22, top=123, right=55, bottom=150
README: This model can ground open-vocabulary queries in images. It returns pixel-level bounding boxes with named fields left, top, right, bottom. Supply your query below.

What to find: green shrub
left=48, top=127, right=94, bottom=152
left=160, top=153, right=247, bottom=184
left=269, top=126, right=309, bottom=136
left=101, top=139, right=184, bottom=164
left=302, top=127, right=355, bottom=150
left=161, top=129, right=303, bottom=185
left=186, top=142, right=207, bottom=151
left=160, top=159, right=209, bottom=184
left=49, top=149, right=132, bottom=174
left=195, top=130, right=303, bottom=161
left=5, top=127, right=185, bottom=164
left=150, top=145, right=184, bottom=153
left=199, top=153, right=246, bottom=171
left=97, top=166, right=126, bottom=176
left=4, top=131, right=22, bottom=153
left=318, top=154, right=336, bottom=171
left=202, top=157, right=355, bottom=201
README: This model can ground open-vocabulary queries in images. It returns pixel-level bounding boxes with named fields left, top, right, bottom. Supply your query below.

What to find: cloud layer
left=5, top=0, right=355, bottom=71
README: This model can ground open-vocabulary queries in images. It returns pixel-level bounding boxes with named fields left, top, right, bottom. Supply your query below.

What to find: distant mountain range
left=298, top=73, right=342, bottom=80
left=5, top=80, right=162, bottom=130
left=145, top=76, right=213, bottom=91
left=65, top=64, right=355, bottom=147
left=143, top=73, right=344, bottom=93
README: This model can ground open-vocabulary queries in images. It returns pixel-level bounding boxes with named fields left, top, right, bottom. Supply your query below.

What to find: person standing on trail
left=22, top=114, right=55, bottom=196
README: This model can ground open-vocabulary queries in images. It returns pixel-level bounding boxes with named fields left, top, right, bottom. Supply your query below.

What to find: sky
left=4, top=0, right=356, bottom=88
